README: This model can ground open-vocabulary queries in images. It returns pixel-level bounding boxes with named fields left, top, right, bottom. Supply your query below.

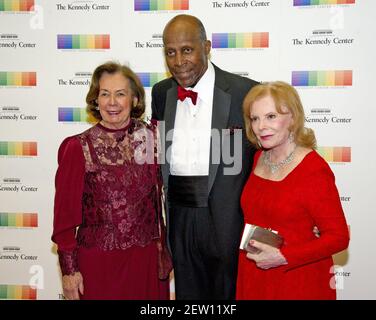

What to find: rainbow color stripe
left=136, top=72, right=170, bottom=87
left=134, top=0, right=189, bottom=11
left=294, top=0, right=355, bottom=6
left=317, top=147, right=351, bottom=162
left=0, top=0, right=34, bottom=11
left=0, top=213, right=38, bottom=227
left=0, top=285, right=37, bottom=300
left=58, top=107, right=97, bottom=123
left=292, top=70, right=352, bottom=86
left=57, top=35, right=110, bottom=49
left=212, top=33, right=269, bottom=48
left=0, top=141, right=37, bottom=156
left=0, top=72, right=36, bottom=86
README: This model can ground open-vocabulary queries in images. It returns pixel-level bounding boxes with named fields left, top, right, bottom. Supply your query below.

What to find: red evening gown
left=52, top=119, right=171, bottom=300
left=236, top=150, right=349, bottom=300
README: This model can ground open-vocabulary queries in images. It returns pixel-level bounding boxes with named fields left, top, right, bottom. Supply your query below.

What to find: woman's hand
left=246, top=240, right=288, bottom=270
left=62, top=272, right=84, bottom=300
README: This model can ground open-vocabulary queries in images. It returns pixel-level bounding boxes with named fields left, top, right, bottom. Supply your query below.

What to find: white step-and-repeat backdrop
left=1, top=0, right=375, bottom=300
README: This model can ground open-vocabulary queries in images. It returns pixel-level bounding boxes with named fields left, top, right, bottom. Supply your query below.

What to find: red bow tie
left=177, top=86, right=198, bottom=105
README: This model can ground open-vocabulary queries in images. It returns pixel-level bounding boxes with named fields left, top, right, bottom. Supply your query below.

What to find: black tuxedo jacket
left=151, top=63, right=258, bottom=273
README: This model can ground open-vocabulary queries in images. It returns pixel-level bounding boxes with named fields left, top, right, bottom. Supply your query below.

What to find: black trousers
left=169, top=204, right=232, bottom=300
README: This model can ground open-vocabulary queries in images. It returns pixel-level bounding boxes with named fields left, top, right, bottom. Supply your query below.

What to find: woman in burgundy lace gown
left=52, top=62, right=172, bottom=300
left=236, top=81, right=349, bottom=300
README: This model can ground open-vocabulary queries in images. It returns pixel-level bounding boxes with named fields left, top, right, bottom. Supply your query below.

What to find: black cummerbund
left=168, top=175, right=209, bottom=208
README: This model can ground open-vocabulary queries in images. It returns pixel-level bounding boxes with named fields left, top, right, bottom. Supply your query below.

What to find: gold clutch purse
left=240, top=224, right=284, bottom=254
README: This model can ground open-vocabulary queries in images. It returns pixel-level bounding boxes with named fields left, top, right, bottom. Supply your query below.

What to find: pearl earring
left=288, top=132, right=294, bottom=143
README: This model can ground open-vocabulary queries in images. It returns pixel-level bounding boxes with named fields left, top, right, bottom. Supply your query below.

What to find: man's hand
left=62, top=272, right=84, bottom=300
left=246, top=240, right=287, bottom=270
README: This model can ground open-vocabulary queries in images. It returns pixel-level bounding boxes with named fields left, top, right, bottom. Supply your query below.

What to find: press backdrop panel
left=1, top=0, right=375, bottom=300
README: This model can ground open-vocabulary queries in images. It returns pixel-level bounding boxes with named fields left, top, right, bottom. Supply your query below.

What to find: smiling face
left=250, top=95, right=293, bottom=151
left=163, top=17, right=211, bottom=88
left=97, top=72, right=137, bottom=130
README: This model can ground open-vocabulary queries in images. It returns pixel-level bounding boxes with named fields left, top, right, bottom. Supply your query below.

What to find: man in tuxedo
left=151, top=14, right=258, bottom=299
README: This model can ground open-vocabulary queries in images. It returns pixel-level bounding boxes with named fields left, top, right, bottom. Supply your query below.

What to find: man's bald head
left=163, top=14, right=207, bottom=44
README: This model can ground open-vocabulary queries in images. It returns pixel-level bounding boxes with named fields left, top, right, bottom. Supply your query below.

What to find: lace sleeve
left=57, top=248, right=79, bottom=276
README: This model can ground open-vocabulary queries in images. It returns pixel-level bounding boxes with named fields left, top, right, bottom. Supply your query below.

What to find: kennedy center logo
left=136, top=72, right=170, bottom=88
left=134, top=0, right=189, bottom=11
left=58, top=107, right=97, bottom=123
left=306, top=107, right=352, bottom=126
left=0, top=106, right=38, bottom=122
left=293, top=0, right=355, bottom=6
left=0, top=285, right=37, bottom=300
left=0, top=0, right=34, bottom=12
left=0, top=141, right=37, bottom=156
left=0, top=72, right=36, bottom=87
left=292, top=30, right=354, bottom=47
left=0, top=34, right=37, bottom=49
left=0, top=178, right=39, bottom=192
left=55, top=1, right=111, bottom=11
left=0, top=212, right=38, bottom=228
left=292, top=70, right=352, bottom=87
left=317, top=147, right=351, bottom=163
left=57, top=34, right=110, bottom=50
left=212, top=32, right=269, bottom=49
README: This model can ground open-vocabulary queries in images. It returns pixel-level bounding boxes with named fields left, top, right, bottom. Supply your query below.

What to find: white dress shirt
left=170, top=62, right=215, bottom=176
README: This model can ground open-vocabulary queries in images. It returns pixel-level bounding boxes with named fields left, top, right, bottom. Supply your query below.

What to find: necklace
left=263, top=146, right=297, bottom=174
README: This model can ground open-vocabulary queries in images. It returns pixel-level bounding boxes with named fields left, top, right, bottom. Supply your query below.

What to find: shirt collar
left=189, top=62, right=215, bottom=105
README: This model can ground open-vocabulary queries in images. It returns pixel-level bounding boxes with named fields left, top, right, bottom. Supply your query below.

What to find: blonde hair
left=86, top=61, right=145, bottom=120
left=243, top=81, right=316, bottom=149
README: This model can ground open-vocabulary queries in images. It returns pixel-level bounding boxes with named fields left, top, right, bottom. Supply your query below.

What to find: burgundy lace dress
left=52, top=119, right=171, bottom=300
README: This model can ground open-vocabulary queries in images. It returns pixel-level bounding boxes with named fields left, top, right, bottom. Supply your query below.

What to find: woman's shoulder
left=133, top=118, right=159, bottom=132
left=137, top=117, right=157, bottom=126
left=59, top=134, right=80, bottom=149
left=58, top=136, right=79, bottom=154
left=299, top=148, right=334, bottom=178
left=58, top=127, right=94, bottom=154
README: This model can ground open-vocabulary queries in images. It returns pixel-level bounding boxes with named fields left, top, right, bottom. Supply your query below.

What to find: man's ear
left=205, top=40, right=211, bottom=56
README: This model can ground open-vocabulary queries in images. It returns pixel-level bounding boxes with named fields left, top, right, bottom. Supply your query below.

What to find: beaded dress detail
left=53, top=119, right=172, bottom=280
left=76, top=120, right=160, bottom=251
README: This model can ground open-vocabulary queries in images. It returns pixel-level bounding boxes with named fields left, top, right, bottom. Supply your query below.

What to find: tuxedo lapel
left=162, top=81, right=178, bottom=187
left=208, top=67, right=231, bottom=193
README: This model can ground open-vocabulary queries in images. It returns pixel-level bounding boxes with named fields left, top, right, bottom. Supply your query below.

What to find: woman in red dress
left=236, top=81, right=349, bottom=300
left=52, top=62, right=172, bottom=300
